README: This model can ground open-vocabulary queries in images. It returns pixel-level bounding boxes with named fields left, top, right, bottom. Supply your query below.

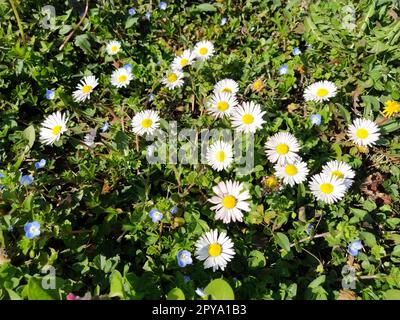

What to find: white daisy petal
left=72, top=75, right=98, bottom=102
left=213, top=79, right=239, bottom=95
left=230, top=101, right=266, bottom=134
left=194, top=40, right=214, bottom=60
left=162, top=69, right=184, bottom=90
left=195, top=229, right=235, bottom=272
left=309, top=173, right=347, bottom=204
left=106, top=40, right=121, bottom=55
left=303, top=80, right=337, bottom=102
left=347, top=118, right=380, bottom=147
left=171, top=49, right=196, bottom=70
left=131, top=110, right=160, bottom=136
left=206, top=92, right=238, bottom=119
left=321, top=160, right=355, bottom=189
left=111, top=67, right=133, bottom=88
left=265, top=132, right=301, bottom=165
left=274, top=160, right=309, bottom=186
left=39, top=111, right=69, bottom=146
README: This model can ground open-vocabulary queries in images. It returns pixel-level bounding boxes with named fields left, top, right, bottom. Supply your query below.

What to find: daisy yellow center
left=215, top=151, right=225, bottom=162
left=52, top=125, right=62, bottom=136
left=118, top=75, right=127, bottom=83
left=111, top=45, right=118, bottom=52
left=253, top=80, right=263, bottom=90
left=82, top=85, right=92, bottom=93
left=180, top=58, right=188, bottom=66
left=222, top=195, right=237, bottom=209
left=168, top=73, right=178, bottom=82
left=285, top=164, right=298, bottom=176
left=199, top=47, right=208, bottom=55
left=208, top=243, right=222, bottom=257
left=316, top=88, right=329, bottom=97
left=356, top=128, right=368, bottom=139
left=276, top=143, right=289, bottom=155
left=242, top=114, right=254, bottom=125
left=331, top=170, right=344, bottom=179
left=265, top=176, right=278, bottom=188
left=222, top=88, right=232, bottom=93
left=217, top=101, right=229, bottom=111
left=141, top=118, right=153, bottom=128
left=320, top=183, right=334, bottom=194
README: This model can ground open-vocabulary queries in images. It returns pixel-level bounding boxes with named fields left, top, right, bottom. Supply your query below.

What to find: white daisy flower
left=206, top=141, right=233, bottom=171
left=131, top=110, right=160, bottom=136
left=106, top=40, right=121, bottom=55
left=213, top=79, right=239, bottom=95
left=162, top=69, right=184, bottom=90
left=208, top=180, right=251, bottom=223
left=303, top=80, right=337, bottom=102
left=264, top=132, right=301, bottom=165
left=230, top=101, right=266, bottom=134
left=171, top=49, right=195, bottom=70
left=206, top=92, right=238, bottom=118
left=111, top=67, right=133, bottom=88
left=72, top=75, right=98, bottom=102
left=194, top=40, right=214, bottom=60
left=195, top=229, right=235, bottom=271
left=321, top=160, right=355, bottom=189
left=39, top=111, right=68, bottom=145
left=274, top=160, right=309, bottom=186
left=347, top=118, right=380, bottom=147
left=309, top=173, right=347, bottom=204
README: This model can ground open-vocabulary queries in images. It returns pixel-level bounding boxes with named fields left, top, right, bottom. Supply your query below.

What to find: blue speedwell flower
left=149, top=209, right=163, bottom=223
left=19, top=175, right=34, bottom=186
left=183, top=275, right=191, bottom=283
left=123, top=64, right=132, bottom=73
left=159, top=2, right=167, bottom=10
left=348, top=240, right=363, bottom=256
left=170, top=206, right=178, bottom=215
left=45, top=89, right=55, bottom=100
left=128, top=8, right=136, bottom=15
left=220, top=17, right=227, bottom=26
left=24, top=221, right=41, bottom=239
left=148, top=93, right=155, bottom=102
left=177, top=250, right=193, bottom=267
left=101, top=122, right=109, bottom=133
left=145, top=11, right=151, bottom=20
left=35, top=159, right=46, bottom=170
left=293, top=47, right=301, bottom=56
left=310, top=114, right=322, bottom=125
left=279, top=65, right=288, bottom=75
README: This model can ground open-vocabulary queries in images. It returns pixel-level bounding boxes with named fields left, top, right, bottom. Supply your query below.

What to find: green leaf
left=384, top=289, right=400, bottom=300
left=204, top=279, right=234, bottom=300
left=74, top=34, right=92, bottom=55
left=337, top=104, right=351, bottom=123
left=248, top=250, right=266, bottom=269
left=275, top=232, right=291, bottom=252
left=125, top=17, right=138, bottom=29
left=166, top=287, right=185, bottom=300
left=360, top=232, right=377, bottom=247
left=193, top=4, right=217, bottom=12
left=22, top=125, right=35, bottom=149
left=109, top=270, right=125, bottom=299
left=308, top=275, right=326, bottom=288
left=6, top=289, right=22, bottom=300
left=27, top=277, right=58, bottom=300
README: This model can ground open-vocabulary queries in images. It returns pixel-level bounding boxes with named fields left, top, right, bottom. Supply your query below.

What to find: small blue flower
left=145, top=11, right=151, bottom=20
left=0, top=173, right=4, bottom=179
left=306, top=224, right=314, bottom=235
left=45, top=89, right=55, bottom=100
left=293, top=47, right=301, bottom=56
left=220, top=17, right=227, bottom=26
left=279, top=65, right=288, bottom=75
left=170, top=206, right=178, bottom=215
left=149, top=209, right=163, bottom=223
left=310, top=114, right=322, bottom=126
left=128, top=8, right=136, bottom=15
left=24, top=221, right=41, bottom=239
left=148, top=93, right=155, bottom=102
left=19, top=175, right=34, bottom=186
left=183, top=275, right=191, bottom=283
left=101, top=121, right=109, bottom=133
left=35, top=159, right=46, bottom=170
left=124, top=64, right=132, bottom=73
left=177, top=250, right=193, bottom=267
left=348, top=240, right=363, bottom=256
left=159, top=2, right=167, bottom=10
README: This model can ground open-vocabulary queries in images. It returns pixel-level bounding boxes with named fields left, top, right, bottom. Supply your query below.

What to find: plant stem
left=8, top=0, right=25, bottom=43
